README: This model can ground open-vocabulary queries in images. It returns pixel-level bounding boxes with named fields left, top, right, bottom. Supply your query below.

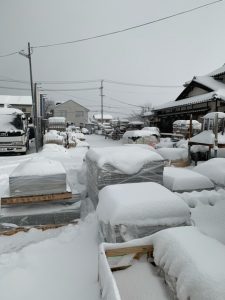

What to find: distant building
left=0, top=95, right=32, bottom=117
left=92, top=113, right=113, bottom=123
left=149, top=64, right=225, bottom=132
left=53, top=100, right=89, bottom=126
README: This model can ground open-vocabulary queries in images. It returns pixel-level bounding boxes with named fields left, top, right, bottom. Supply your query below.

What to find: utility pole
left=19, top=42, right=38, bottom=152
left=100, top=80, right=104, bottom=124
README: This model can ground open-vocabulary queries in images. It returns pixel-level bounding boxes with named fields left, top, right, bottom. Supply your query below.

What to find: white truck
left=0, top=107, right=29, bottom=154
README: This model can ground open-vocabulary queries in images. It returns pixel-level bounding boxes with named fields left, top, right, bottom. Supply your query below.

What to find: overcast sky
left=0, top=0, right=225, bottom=118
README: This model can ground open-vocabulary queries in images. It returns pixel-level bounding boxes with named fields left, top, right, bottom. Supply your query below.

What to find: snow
left=153, top=226, right=225, bottom=300
left=178, top=189, right=225, bottom=244
left=190, top=130, right=214, bottom=144
left=97, top=182, right=190, bottom=226
left=93, top=113, right=113, bottom=120
left=194, top=158, right=225, bottom=186
left=48, top=116, right=66, bottom=124
left=123, top=130, right=159, bottom=138
left=163, top=167, right=214, bottom=192
left=0, top=95, right=32, bottom=106
left=0, top=213, right=100, bottom=300
left=0, top=107, right=24, bottom=115
left=10, top=157, right=66, bottom=177
left=156, top=148, right=188, bottom=161
left=1, top=134, right=225, bottom=300
left=86, top=146, right=163, bottom=174
left=203, top=111, right=225, bottom=119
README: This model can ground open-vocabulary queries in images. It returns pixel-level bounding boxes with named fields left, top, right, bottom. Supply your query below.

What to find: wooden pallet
left=0, top=220, right=79, bottom=236
left=1, top=191, right=73, bottom=205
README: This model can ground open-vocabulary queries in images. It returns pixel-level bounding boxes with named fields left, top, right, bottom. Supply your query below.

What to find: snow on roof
left=203, top=112, right=225, bottom=119
left=93, top=114, right=113, bottom=120
left=48, top=117, right=66, bottom=124
left=0, top=107, right=24, bottom=115
left=0, top=95, right=32, bottom=105
left=153, top=226, right=225, bottom=300
left=194, top=76, right=225, bottom=91
left=206, top=64, right=225, bottom=77
left=86, top=146, right=163, bottom=174
left=97, top=182, right=190, bottom=226
left=128, top=121, right=144, bottom=125
left=190, top=130, right=215, bottom=144
left=154, top=91, right=225, bottom=110
left=163, top=167, right=214, bottom=192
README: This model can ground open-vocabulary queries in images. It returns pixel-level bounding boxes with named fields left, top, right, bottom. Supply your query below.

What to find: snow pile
left=156, top=138, right=174, bottom=148
left=176, top=139, right=188, bottom=149
left=9, top=157, right=67, bottom=196
left=178, top=189, right=225, bottom=244
left=44, top=130, right=64, bottom=145
left=0, top=214, right=100, bottom=300
left=156, top=148, right=188, bottom=161
left=48, top=117, right=66, bottom=124
left=190, top=130, right=214, bottom=144
left=163, top=167, right=214, bottom=192
left=97, top=182, right=190, bottom=227
left=194, top=158, right=225, bottom=186
left=86, top=146, right=163, bottom=175
left=153, top=226, right=225, bottom=300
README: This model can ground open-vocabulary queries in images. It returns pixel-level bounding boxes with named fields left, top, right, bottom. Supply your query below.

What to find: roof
left=143, top=111, right=154, bottom=117
left=0, top=95, right=32, bottom=105
left=0, top=107, right=24, bottom=115
left=55, top=100, right=89, bottom=111
left=93, top=114, right=113, bottom=120
left=206, top=64, right=225, bottom=77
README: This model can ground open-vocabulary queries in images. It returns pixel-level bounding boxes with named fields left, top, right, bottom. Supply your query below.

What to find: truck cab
left=0, top=107, right=29, bottom=154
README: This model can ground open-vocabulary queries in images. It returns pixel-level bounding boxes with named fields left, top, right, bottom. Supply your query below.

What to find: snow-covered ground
left=1, top=134, right=225, bottom=300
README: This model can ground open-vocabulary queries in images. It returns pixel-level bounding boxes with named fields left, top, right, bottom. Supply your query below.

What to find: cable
left=105, top=95, right=144, bottom=108
left=0, top=79, right=30, bottom=85
left=0, top=51, right=19, bottom=58
left=39, top=79, right=100, bottom=84
left=104, top=79, right=182, bottom=88
left=40, top=87, right=99, bottom=92
left=0, top=86, right=30, bottom=91
left=32, top=0, right=222, bottom=49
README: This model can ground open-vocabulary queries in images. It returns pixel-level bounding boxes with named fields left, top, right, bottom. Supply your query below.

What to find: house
left=0, top=95, right=32, bottom=117
left=150, top=64, right=225, bottom=132
left=53, top=100, right=89, bottom=126
left=92, top=113, right=113, bottom=123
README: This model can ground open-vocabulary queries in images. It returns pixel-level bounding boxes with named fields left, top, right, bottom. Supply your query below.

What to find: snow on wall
left=97, top=182, right=190, bottom=226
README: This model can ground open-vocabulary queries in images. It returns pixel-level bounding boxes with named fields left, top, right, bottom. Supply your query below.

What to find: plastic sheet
left=98, top=221, right=190, bottom=243
left=9, top=158, right=67, bottom=197
left=86, top=157, right=164, bottom=207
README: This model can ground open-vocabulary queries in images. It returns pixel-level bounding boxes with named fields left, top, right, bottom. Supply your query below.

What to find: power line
left=40, top=87, right=99, bottom=92
left=0, top=86, right=30, bottom=91
left=104, top=79, right=182, bottom=88
left=39, top=79, right=100, bottom=84
left=0, top=51, right=19, bottom=58
left=31, top=0, right=222, bottom=49
left=105, top=95, right=144, bottom=108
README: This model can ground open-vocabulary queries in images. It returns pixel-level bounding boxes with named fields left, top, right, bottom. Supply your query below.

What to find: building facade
left=148, top=64, right=225, bottom=132
left=54, top=100, right=89, bottom=126
left=0, top=95, right=32, bottom=117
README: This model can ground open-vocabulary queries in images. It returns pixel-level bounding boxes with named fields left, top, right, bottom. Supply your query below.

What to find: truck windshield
left=0, top=114, right=24, bottom=131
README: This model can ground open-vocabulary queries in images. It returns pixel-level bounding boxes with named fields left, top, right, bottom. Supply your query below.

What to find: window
left=75, top=111, right=84, bottom=117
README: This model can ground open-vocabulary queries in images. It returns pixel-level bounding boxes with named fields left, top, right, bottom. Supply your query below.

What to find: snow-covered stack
left=85, top=146, right=165, bottom=207
left=9, top=157, right=67, bottom=197
left=97, top=182, right=190, bottom=242
left=44, top=130, right=65, bottom=145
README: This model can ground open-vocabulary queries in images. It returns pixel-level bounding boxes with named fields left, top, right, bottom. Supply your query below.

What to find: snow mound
left=153, top=226, right=225, bottom=300
left=163, top=167, right=214, bottom=192
left=86, top=146, right=163, bottom=174
left=97, top=182, right=190, bottom=226
left=157, top=148, right=188, bottom=161
left=194, top=158, right=225, bottom=186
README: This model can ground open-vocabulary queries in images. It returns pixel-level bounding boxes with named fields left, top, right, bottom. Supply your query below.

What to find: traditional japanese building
left=150, top=64, right=225, bottom=132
